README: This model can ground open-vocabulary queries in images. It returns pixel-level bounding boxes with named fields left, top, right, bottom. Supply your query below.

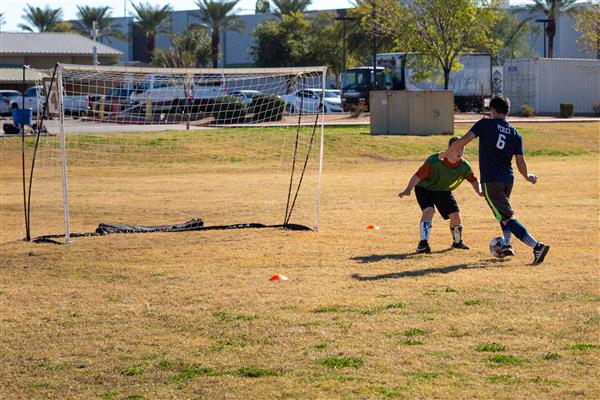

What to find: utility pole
left=92, top=21, right=99, bottom=65
left=335, top=9, right=357, bottom=74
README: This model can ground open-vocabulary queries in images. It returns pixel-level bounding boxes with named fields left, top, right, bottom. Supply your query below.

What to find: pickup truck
left=128, top=74, right=227, bottom=114
left=10, top=86, right=90, bottom=117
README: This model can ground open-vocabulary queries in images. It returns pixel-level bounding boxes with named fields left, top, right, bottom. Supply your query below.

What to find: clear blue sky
left=0, top=0, right=533, bottom=32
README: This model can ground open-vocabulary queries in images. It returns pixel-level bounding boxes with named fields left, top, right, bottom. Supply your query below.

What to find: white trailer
left=503, top=58, right=600, bottom=114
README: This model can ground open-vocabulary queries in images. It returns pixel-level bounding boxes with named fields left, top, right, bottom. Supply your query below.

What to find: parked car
left=229, top=90, right=261, bottom=106
left=10, top=86, right=90, bottom=116
left=0, top=90, right=22, bottom=115
left=282, top=89, right=343, bottom=114
left=129, top=73, right=227, bottom=113
left=96, top=87, right=137, bottom=114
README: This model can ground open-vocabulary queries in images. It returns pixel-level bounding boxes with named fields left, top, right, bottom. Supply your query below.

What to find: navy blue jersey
left=470, top=118, right=524, bottom=183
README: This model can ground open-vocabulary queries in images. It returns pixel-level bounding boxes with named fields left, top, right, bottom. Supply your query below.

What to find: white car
left=282, top=89, right=342, bottom=113
left=10, top=86, right=90, bottom=116
left=0, top=90, right=22, bottom=115
left=229, top=90, right=261, bottom=106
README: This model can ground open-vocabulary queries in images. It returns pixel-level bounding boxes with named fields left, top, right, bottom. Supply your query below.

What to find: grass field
left=1, top=122, right=599, bottom=399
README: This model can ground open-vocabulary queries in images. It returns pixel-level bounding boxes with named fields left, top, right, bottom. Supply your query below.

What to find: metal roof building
left=0, top=32, right=123, bottom=69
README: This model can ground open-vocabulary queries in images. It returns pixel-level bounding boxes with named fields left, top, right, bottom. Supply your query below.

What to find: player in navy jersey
left=440, top=96, right=550, bottom=265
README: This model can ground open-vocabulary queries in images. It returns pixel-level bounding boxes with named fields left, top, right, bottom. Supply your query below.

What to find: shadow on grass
left=351, top=259, right=507, bottom=281
left=351, top=248, right=453, bottom=264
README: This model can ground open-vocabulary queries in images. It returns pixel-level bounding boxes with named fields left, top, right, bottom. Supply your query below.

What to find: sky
left=0, top=0, right=534, bottom=32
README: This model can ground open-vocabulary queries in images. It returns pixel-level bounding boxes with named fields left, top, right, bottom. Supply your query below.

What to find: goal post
left=31, top=63, right=327, bottom=243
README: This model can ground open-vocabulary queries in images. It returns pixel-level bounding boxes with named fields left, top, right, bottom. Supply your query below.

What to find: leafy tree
left=398, top=0, right=500, bottom=89
left=19, top=4, right=64, bottom=32
left=130, top=1, right=173, bottom=62
left=272, top=0, right=312, bottom=17
left=306, top=12, right=344, bottom=81
left=0, top=12, right=5, bottom=28
left=251, top=12, right=310, bottom=67
left=528, top=0, right=578, bottom=58
left=72, top=6, right=127, bottom=43
left=475, top=10, right=534, bottom=63
left=195, top=0, right=246, bottom=68
left=152, top=27, right=212, bottom=68
left=346, top=0, right=403, bottom=67
left=573, top=2, right=600, bottom=58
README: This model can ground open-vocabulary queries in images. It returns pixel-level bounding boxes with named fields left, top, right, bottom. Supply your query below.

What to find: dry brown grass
left=1, top=123, right=599, bottom=399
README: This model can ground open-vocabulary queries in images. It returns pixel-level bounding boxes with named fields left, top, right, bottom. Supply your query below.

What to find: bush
left=212, top=96, right=247, bottom=124
left=592, top=101, right=600, bottom=116
left=248, top=94, right=285, bottom=122
left=520, top=104, right=535, bottom=117
left=560, top=103, right=575, bottom=118
left=348, top=101, right=367, bottom=118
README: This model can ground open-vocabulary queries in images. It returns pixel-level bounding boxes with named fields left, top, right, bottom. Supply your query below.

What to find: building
left=0, top=32, right=123, bottom=69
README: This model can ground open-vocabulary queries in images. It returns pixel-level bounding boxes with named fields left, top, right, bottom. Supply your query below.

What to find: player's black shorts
left=414, top=186, right=459, bottom=220
left=482, top=182, right=514, bottom=222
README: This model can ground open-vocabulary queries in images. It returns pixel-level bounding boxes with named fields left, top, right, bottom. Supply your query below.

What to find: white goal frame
left=53, top=63, right=327, bottom=244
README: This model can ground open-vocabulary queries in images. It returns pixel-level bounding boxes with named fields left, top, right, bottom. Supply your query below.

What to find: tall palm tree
left=272, top=0, right=312, bottom=17
left=72, top=6, right=127, bottom=43
left=529, top=0, right=578, bottom=58
left=195, top=1, right=246, bottom=68
left=18, top=4, right=64, bottom=32
left=130, top=2, right=173, bottom=62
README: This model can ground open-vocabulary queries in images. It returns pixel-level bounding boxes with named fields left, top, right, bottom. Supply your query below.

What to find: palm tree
left=72, top=6, right=127, bottom=43
left=0, top=12, right=5, bottom=29
left=195, top=1, right=246, bottom=68
left=529, top=0, right=578, bottom=58
left=272, top=0, right=312, bottom=17
left=130, top=2, right=173, bottom=62
left=152, top=27, right=212, bottom=68
left=18, top=4, right=64, bottom=32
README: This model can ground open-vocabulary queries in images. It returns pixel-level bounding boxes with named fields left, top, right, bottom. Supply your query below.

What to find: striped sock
left=522, top=233, right=538, bottom=248
left=500, top=223, right=512, bottom=244
left=420, top=221, right=432, bottom=241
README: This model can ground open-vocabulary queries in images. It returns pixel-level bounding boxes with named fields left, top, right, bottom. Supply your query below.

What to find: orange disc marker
left=269, top=274, right=289, bottom=281
left=367, top=224, right=380, bottom=230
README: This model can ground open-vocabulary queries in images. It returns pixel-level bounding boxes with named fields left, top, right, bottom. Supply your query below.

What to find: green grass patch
left=97, top=391, right=118, bottom=400
left=569, top=343, right=600, bottom=350
left=233, top=367, right=278, bottom=378
left=314, top=343, right=328, bottom=350
left=36, top=361, right=73, bottom=371
left=444, top=287, right=457, bottom=293
left=313, top=305, right=344, bottom=313
left=487, top=355, right=525, bottom=365
left=464, top=299, right=482, bottom=306
left=405, top=371, right=437, bottom=380
left=213, top=311, right=258, bottom=322
left=384, top=302, right=406, bottom=309
left=317, top=355, right=364, bottom=369
left=403, top=328, right=426, bottom=337
left=122, top=366, right=145, bottom=376
left=170, top=364, right=218, bottom=382
left=400, top=339, right=423, bottom=346
left=475, top=343, right=506, bottom=352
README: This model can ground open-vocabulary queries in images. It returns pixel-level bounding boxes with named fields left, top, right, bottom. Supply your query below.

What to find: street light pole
left=335, top=9, right=357, bottom=74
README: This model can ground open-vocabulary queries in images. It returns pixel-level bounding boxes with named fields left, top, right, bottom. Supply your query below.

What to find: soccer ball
left=489, top=236, right=505, bottom=258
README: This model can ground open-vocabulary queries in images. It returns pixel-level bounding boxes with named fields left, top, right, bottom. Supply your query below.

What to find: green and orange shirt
left=415, top=153, right=477, bottom=192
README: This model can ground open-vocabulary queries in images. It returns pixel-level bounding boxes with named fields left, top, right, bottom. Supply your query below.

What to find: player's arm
left=399, top=174, right=421, bottom=198
left=399, top=161, right=431, bottom=198
left=515, top=154, right=537, bottom=184
left=464, top=171, right=483, bottom=197
left=439, top=131, right=477, bottom=159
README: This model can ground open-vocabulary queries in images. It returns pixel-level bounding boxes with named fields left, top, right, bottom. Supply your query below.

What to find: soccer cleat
left=501, top=243, right=515, bottom=257
left=532, top=242, right=550, bottom=265
left=416, top=240, right=431, bottom=254
left=451, top=241, right=470, bottom=250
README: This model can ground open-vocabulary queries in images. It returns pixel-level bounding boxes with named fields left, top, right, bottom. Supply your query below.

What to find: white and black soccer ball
left=489, top=236, right=505, bottom=258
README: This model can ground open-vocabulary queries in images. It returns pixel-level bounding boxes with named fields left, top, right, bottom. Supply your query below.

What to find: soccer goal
left=29, top=64, right=326, bottom=243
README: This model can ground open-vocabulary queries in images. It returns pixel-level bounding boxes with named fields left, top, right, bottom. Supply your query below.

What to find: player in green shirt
left=399, top=137, right=483, bottom=253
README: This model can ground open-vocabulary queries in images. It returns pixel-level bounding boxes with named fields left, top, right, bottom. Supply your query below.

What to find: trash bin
left=12, top=108, right=32, bottom=126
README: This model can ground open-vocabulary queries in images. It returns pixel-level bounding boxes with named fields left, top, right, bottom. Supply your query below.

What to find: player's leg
left=434, top=191, right=469, bottom=250
left=499, top=184, right=515, bottom=256
left=484, top=182, right=549, bottom=264
left=414, top=186, right=434, bottom=254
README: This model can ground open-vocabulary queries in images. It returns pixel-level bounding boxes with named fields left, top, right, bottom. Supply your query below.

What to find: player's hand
left=399, top=189, right=411, bottom=198
left=526, top=174, right=537, bottom=184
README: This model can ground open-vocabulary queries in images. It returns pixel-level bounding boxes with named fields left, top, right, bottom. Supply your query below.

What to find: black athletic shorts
left=414, top=186, right=459, bottom=220
left=482, top=182, right=514, bottom=222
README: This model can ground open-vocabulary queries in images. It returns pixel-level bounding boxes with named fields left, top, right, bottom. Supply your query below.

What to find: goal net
left=27, top=64, right=326, bottom=243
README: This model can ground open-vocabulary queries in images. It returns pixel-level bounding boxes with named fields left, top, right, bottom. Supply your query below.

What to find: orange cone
left=367, top=224, right=380, bottom=230
left=269, top=274, right=289, bottom=281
